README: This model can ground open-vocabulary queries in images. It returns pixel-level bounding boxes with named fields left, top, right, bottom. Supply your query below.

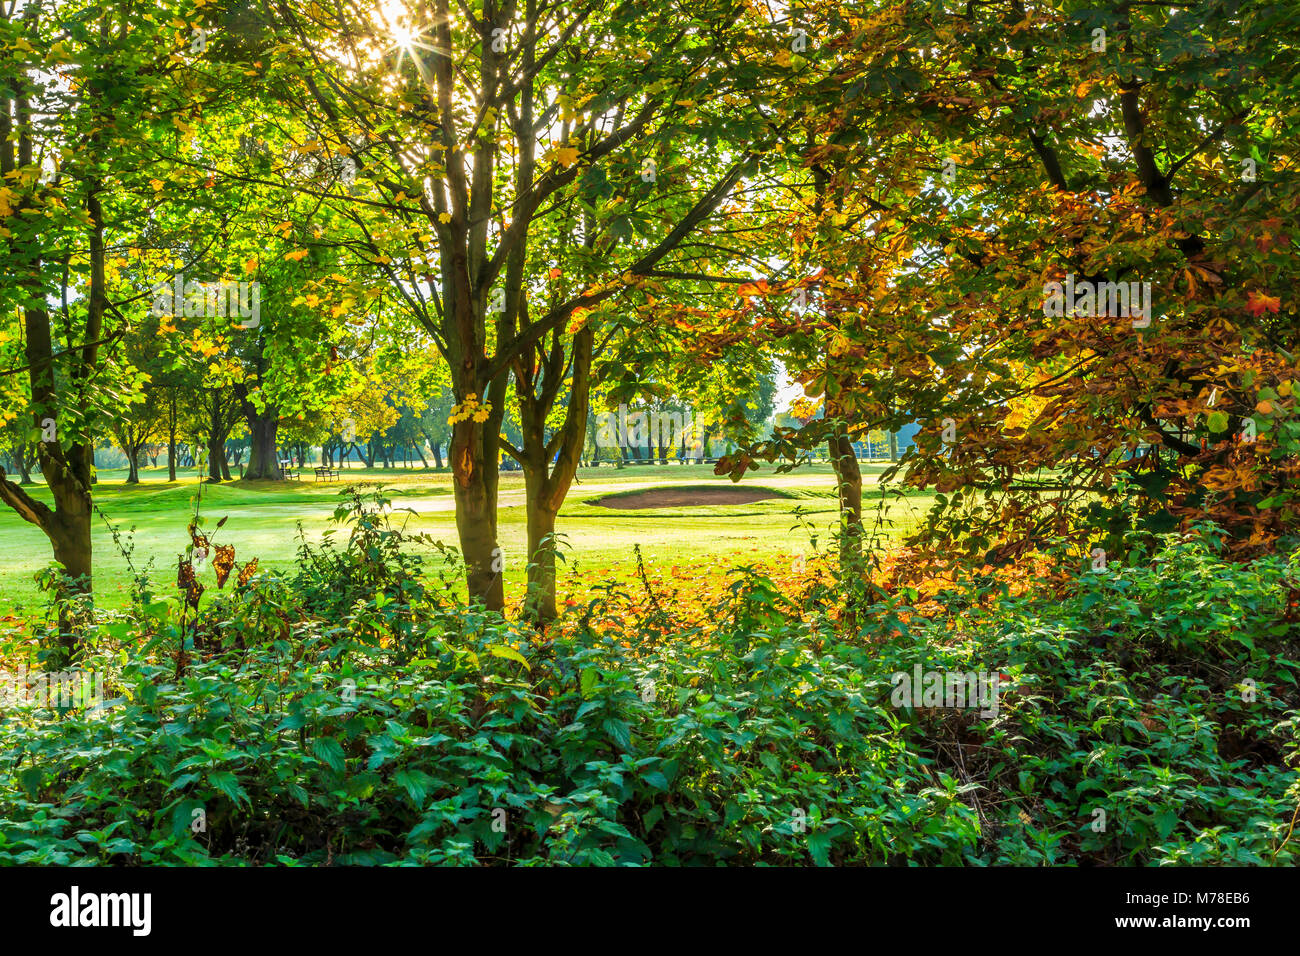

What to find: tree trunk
left=830, top=426, right=863, bottom=568
left=47, top=500, right=92, bottom=658
left=449, top=356, right=508, bottom=614
left=451, top=424, right=505, bottom=612
left=523, top=472, right=559, bottom=620
left=207, top=431, right=226, bottom=482
left=1, top=458, right=94, bottom=660
left=514, top=326, right=593, bottom=622
left=234, top=338, right=279, bottom=478
left=204, top=392, right=235, bottom=482
left=241, top=403, right=281, bottom=479
left=0, top=165, right=108, bottom=660
left=889, top=428, right=899, bottom=462
left=431, top=442, right=443, bottom=468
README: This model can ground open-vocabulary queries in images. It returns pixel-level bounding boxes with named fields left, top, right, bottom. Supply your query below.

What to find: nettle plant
left=290, top=485, right=437, bottom=612
left=0, top=519, right=1296, bottom=866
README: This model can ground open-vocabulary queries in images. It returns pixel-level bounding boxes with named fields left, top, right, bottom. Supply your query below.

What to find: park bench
left=314, top=466, right=341, bottom=482
left=278, top=459, right=300, bottom=480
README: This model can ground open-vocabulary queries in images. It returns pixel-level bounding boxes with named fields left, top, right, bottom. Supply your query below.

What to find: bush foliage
left=2, top=490, right=1298, bottom=865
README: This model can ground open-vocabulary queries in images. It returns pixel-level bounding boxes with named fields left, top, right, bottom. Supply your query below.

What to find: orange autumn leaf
left=1246, top=290, right=1281, bottom=316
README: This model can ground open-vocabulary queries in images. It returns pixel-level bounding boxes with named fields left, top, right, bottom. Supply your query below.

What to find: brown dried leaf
left=213, top=545, right=236, bottom=588
left=236, top=557, right=259, bottom=588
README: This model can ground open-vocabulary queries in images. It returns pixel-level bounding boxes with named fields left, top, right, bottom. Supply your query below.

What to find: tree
left=110, top=389, right=162, bottom=485
left=0, top=3, right=160, bottom=645
left=679, top=0, right=1299, bottom=579
left=822, top=0, right=1300, bottom=565
left=256, top=0, right=768, bottom=614
left=0, top=414, right=35, bottom=485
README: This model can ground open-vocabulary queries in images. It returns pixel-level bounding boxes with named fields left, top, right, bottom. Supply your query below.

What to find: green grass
left=0, top=460, right=934, bottom=614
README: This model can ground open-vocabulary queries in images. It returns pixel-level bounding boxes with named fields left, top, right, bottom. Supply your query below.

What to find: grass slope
left=0, top=461, right=933, bottom=614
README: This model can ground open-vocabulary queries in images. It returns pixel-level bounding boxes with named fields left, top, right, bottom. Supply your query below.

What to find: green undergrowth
left=1, top=490, right=1297, bottom=865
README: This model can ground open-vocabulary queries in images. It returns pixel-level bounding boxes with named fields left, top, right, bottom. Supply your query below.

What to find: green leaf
left=18, top=766, right=42, bottom=799
left=602, top=718, right=632, bottom=751
left=171, top=800, right=206, bottom=838
left=208, top=770, right=249, bottom=807
left=275, top=712, right=307, bottom=732
left=312, top=737, right=346, bottom=773
left=807, top=830, right=832, bottom=866
left=1153, top=809, right=1179, bottom=840
left=393, top=769, right=431, bottom=805
left=487, top=644, right=530, bottom=670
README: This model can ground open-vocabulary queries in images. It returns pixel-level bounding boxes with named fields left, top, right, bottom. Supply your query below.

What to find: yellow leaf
left=284, top=249, right=310, bottom=261
left=487, top=644, right=530, bottom=669
left=554, top=146, right=580, bottom=168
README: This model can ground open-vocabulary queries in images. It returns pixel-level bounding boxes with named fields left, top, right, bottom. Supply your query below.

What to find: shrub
left=1, top=500, right=1296, bottom=866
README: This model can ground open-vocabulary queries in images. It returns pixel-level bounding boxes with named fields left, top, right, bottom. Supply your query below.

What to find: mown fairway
left=0, top=462, right=934, bottom=615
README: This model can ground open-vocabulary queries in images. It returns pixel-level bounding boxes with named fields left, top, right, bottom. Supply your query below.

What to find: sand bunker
left=591, top=487, right=778, bottom=509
